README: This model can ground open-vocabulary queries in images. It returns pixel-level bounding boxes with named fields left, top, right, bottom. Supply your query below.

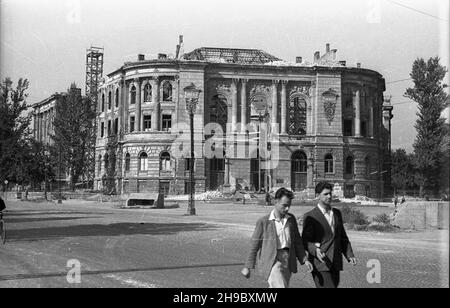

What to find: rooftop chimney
left=296, top=57, right=303, bottom=64
left=339, top=60, right=346, bottom=66
left=158, top=53, right=167, bottom=60
left=330, top=49, right=337, bottom=61
left=326, top=43, right=330, bottom=53
left=357, top=62, right=361, bottom=68
left=138, top=54, right=145, bottom=61
left=314, top=51, right=320, bottom=62
left=177, top=35, right=185, bottom=59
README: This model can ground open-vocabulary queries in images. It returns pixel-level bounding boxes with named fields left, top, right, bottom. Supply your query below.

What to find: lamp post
left=58, top=142, right=62, bottom=204
left=44, top=146, right=49, bottom=201
left=257, top=110, right=269, bottom=193
left=184, top=83, right=201, bottom=215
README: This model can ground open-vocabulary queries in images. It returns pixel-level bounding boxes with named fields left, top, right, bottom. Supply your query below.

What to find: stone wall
left=393, top=202, right=449, bottom=230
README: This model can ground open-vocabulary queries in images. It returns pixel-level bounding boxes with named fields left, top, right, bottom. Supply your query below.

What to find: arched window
left=210, top=94, right=228, bottom=133
left=125, top=153, right=130, bottom=172
left=162, top=82, right=172, bottom=101
left=101, top=93, right=105, bottom=112
left=98, top=155, right=102, bottom=174
left=144, top=84, right=152, bottom=102
left=139, top=152, right=148, bottom=171
left=115, top=88, right=119, bottom=108
left=130, top=86, right=136, bottom=105
left=104, top=153, right=109, bottom=170
left=345, top=156, right=354, bottom=175
left=160, top=151, right=171, bottom=171
left=289, top=97, right=307, bottom=135
left=324, top=154, right=333, bottom=174
left=108, top=91, right=112, bottom=109
left=292, top=151, right=307, bottom=173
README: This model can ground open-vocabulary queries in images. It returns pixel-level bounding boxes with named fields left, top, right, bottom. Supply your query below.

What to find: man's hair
left=315, top=181, right=333, bottom=195
left=274, top=187, right=294, bottom=200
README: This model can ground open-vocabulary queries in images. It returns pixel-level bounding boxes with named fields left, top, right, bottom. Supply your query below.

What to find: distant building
left=31, top=84, right=82, bottom=145
left=95, top=37, right=393, bottom=198
left=31, top=84, right=82, bottom=187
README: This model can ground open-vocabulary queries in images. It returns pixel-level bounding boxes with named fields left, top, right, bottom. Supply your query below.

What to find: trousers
left=312, top=270, right=340, bottom=288
left=268, top=249, right=291, bottom=288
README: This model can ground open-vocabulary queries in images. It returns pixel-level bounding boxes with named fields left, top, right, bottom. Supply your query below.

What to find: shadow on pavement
left=5, top=211, right=112, bottom=216
left=5, top=216, right=102, bottom=224
left=0, top=262, right=244, bottom=282
left=7, top=222, right=218, bottom=242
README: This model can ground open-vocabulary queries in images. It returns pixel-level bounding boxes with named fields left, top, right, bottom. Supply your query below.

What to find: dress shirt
left=269, top=210, right=291, bottom=249
left=317, top=204, right=334, bottom=233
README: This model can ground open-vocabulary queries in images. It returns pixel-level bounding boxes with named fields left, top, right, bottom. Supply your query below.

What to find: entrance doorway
left=291, top=151, right=307, bottom=191
left=250, top=158, right=265, bottom=192
left=208, top=157, right=225, bottom=190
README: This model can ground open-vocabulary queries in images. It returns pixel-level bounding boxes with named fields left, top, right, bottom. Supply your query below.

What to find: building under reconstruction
left=95, top=36, right=393, bottom=198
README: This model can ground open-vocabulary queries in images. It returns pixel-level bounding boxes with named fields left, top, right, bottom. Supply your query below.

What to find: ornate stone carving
left=210, top=80, right=231, bottom=94
left=249, top=84, right=271, bottom=115
left=289, top=85, right=311, bottom=98
left=250, top=84, right=271, bottom=97
left=322, top=88, right=339, bottom=126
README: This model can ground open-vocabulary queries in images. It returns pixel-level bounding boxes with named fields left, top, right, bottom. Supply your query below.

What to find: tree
left=0, top=78, right=32, bottom=186
left=26, top=141, right=55, bottom=191
left=53, top=83, right=96, bottom=191
left=404, top=57, right=448, bottom=197
left=391, top=148, right=409, bottom=194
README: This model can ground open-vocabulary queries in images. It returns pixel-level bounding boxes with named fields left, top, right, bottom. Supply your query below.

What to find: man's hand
left=316, top=248, right=325, bottom=263
left=348, top=257, right=357, bottom=266
left=304, top=260, right=313, bottom=273
left=241, top=267, right=251, bottom=279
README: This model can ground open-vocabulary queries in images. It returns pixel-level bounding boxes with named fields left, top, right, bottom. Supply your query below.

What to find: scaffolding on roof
left=183, top=47, right=282, bottom=64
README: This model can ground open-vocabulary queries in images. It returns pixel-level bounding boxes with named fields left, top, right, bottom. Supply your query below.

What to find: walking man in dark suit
left=302, top=181, right=357, bottom=288
left=241, top=188, right=313, bottom=288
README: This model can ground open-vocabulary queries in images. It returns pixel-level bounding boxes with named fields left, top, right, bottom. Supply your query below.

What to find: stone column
left=240, top=79, right=248, bottom=133
left=151, top=77, right=159, bottom=131
left=135, top=79, right=141, bottom=131
left=369, top=97, right=374, bottom=137
left=354, top=89, right=361, bottom=137
left=36, top=110, right=40, bottom=142
left=271, top=80, right=279, bottom=134
left=281, top=80, right=287, bottom=134
left=117, top=84, right=122, bottom=134
left=33, top=113, right=37, bottom=139
left=121, top=79, right=127, bottom=132
left=231, top=78, right=238, bottom=133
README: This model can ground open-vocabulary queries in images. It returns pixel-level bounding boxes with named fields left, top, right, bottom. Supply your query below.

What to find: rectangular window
left=185, top=158, right=194, bottom=171
left=114, top=118, right=118, bottom=135
left=361, top=121, right=367, bottom=137
left=344, top=184, right=355, bottom=198
left=130, top=116, right=135, bottom=132
left=343, top=120, right=353, bottom=136
left=144, top=115, right=152, bottom=131
left=100, top=122, right=104, bottom=137
left=107, top=120, right=111, bottom=136
left=162, top=114, right=172, bottom=132
left=159, top=181, right=170, bottom=197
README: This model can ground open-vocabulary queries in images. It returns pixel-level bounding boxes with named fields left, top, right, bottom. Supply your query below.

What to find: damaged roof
left=183, top=47, right=282, bottom=65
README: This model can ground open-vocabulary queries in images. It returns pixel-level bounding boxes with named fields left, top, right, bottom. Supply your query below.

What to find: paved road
left=0, top=200, right=448, bottom=288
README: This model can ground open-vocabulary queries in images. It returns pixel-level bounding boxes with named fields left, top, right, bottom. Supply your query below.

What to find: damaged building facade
left=95, top=37, right=393, bottom=198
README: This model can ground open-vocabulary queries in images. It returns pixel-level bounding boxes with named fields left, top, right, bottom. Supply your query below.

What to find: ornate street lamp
left=184, top=83, right=201, bottom=215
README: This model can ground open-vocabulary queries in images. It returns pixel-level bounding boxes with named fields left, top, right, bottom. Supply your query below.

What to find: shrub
left=373, top=213, right=391, bottom=225
left=340, top=205, right=369, bottom=225
left=367, top=222, right=398, bottom=232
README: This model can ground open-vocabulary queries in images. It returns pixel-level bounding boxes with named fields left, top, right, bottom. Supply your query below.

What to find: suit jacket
left=302, top=207, right=354, bottom=272
left=245, top=213, right=307, bottom=280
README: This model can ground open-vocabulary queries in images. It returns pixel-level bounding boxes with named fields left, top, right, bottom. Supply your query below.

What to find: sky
left=1, top=0, right=449, bottom=152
